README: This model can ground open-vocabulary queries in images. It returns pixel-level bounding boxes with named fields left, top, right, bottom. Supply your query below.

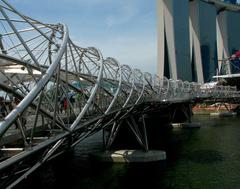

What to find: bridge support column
left=171, top=103, right=192, bottom=123
left=171, top=103, right=201, bottom=128
left=94, top=115, right=166, bottom=163
left=103, top=115, right=149, bottom=152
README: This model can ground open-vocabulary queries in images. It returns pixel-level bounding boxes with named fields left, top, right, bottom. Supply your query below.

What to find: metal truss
left=0, top=1, right=239, bottom=188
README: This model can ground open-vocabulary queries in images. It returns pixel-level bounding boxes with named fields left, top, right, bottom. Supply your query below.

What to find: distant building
left=223, top=0, right=237, bottom=4
left=157, top=0, right=240, bottom=83
left=194, top=1, right=218, bottom=82
left=157, top=0, right=192, bottom=81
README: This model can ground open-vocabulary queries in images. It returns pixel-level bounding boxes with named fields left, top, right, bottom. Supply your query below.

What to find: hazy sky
left=8, top=0, right=158, bottom=74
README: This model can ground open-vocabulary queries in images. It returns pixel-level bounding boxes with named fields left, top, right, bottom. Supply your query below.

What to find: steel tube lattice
left=0, top=1, right=239, bottom=188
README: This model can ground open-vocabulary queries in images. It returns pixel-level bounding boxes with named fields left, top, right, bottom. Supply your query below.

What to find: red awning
left=235, top=51, right=240, bottom=57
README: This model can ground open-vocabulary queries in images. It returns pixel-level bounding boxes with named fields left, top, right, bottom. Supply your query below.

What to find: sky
left=8, top=0, right=158, bottom=74
left=5, top=0, right=240, bottom=75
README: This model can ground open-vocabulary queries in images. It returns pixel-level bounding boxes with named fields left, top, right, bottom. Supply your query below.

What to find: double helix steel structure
left=0, top=1, right=239, bottom=188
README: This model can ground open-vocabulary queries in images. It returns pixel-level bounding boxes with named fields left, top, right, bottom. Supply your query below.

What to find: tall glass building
left=158, top=0, right=240, bottom=82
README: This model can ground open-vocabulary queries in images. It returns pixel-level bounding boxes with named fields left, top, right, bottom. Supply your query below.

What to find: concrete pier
left=90, top=150, right=166, bottom=163
left=172, top=122, right=201, bottom=128
left=210, top=111, right=237, bottom=117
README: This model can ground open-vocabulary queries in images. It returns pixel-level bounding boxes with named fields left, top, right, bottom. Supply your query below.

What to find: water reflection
left=20, top=115, right=240, bottom=189
left=187, top=150, right=225, bottom=163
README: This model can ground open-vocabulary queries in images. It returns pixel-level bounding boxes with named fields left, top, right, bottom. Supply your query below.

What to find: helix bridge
left=0, top=1, right=239, bottom=188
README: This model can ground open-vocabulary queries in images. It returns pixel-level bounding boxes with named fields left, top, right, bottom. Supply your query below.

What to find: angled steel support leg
left=181, top=104, right=192, bottom=123
left=130, top=116, right=143, bottom=141
left=126, top=115, right=149, bottom=152
left=223, top=103, right=230, bottom=112
left=126, top=118, right=145, bottom=150
left=103, top=121, right=122, bottom=151
left=141, top=114, right=149, bottom=151
left=171, top=104, right=192, bottom=123
left=102, top=121, right=117, bottom=150
left=16, top=117, right=28, bottom=147
left=170, top=106, right=177, bottom=123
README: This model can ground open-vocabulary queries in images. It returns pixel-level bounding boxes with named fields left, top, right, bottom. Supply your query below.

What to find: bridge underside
left=103, top=102, right=192, bottom=150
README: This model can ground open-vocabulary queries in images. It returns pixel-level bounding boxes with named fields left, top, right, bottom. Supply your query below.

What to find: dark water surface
left=21, top=115, right=240, bottom=189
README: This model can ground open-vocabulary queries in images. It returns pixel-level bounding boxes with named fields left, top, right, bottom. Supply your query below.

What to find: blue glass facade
left=198, top=1, right=218, bottom=82
left=158, top=0, right=240, bottom=82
